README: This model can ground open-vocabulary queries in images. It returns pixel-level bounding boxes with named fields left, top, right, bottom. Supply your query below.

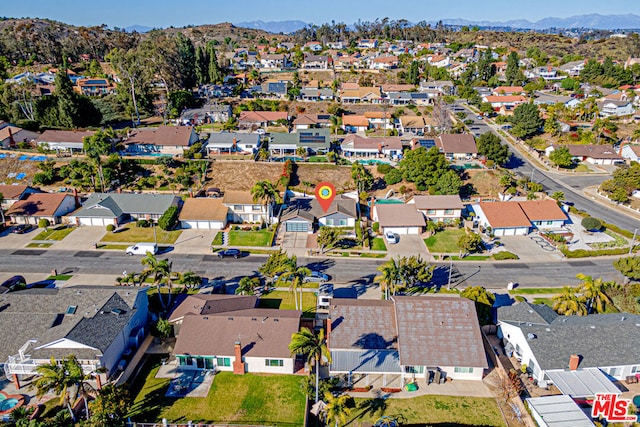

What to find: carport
left=545, top=368, right=620, bottom=399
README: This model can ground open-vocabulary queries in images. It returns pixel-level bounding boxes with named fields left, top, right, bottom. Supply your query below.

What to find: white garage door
left=181, top=220, right=223, bottom=230
left=384, top=226, right=410, bottom=235
left=91, top=217, right=109, bottom=227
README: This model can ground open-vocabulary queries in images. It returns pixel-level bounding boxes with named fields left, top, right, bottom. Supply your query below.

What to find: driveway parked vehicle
left=11, top=224, right=32, bottom=234
left=385, top=231, right=399, bottom=244
left=217, top=248, right=242, bottom=259
left=0, top=275, right=26, bottom=293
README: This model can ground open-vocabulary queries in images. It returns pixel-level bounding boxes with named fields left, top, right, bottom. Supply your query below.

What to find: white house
left=621, top=144, right=640, bottom=162
left=222, top=190, right=275, bottom=224
left=598, top=100, right=634, bottom=118
left=178, top=198, right=228, bottom=230
left=407, top=195, right=464, bottom=223
left=472, top=200, right=567, bottom=236
left=372, top=203, right=425, bottom=235
left=545, top=144, right=623, bottom=165
left=340, top=135, right=403, bottom=159
left=497, top=302, right=640, bottom=383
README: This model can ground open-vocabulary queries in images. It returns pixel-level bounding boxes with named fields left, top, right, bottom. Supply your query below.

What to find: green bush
left=561, top=246, right=639, bottom=258
left=38, top=218, right=50, bottom=228
left=106, top=224, right=115, bottom=232
left=581, top=217, right=602, bottom=231
left=158, top=206, right=179, bottom=231
left=493, top=251, right=519, bottom=260
left=377, top=163, right=393, bottom=174
left=372, top=222, right=380, bottom=233
left=136, top=219, right=150, bottom=228
left=384, top=168, right=403, bottom=185
left=514, top=296, right=526, bottom=302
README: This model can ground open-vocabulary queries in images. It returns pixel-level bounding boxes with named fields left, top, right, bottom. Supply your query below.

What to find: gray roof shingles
left=72, top=193, right=179, bottom=218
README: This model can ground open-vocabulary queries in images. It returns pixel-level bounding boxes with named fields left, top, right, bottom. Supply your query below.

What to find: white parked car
left=254, top=129, right=266, bottom=135
left=385, top=231, right=399, bottom=244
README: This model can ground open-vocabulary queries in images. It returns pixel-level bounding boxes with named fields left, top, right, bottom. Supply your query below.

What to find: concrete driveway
left=386, top=234, right=428, bottom=257
left=52, top=226, right=107, bottom=251
left=0, top=225, right=39, bottom=249
left=497, top=235, right=563, bottom=261
left=171, top=229, right=218, bottom=254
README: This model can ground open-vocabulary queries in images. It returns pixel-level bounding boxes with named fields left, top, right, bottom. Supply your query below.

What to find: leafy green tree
left=477, top=132, right=510, bottom=165
left=399, top=146, right=450, bottom=191
left=251, top=180, right=281, bottom=225
left=275, top=258, right=310, bottom=310
left=317, top=226, right=343, bottom=254
left=155, top=318, right=173, bottom=339
left=168, top=90, right=195, bottom=118
left=407, top=60, right=420, bottom=85
left=140, top=253, right=173, bottom=311
left=89, top=384, right=131, bottom=427
left=289, top=328, right=331, bottom=403
left=236, top=276, right=261, bottom=295
left=549, top=146, right=573, bottom=168
left=195, top=45, right=209, bottom=85
left=613, top=256, right=640, bottom=281
left=458, top=231, right=483, bottom=255
left=158, top=205, right=179, bottom=231
left=323, top=392, right=352, bottom=427
left=500, top=174, right=514, bottom=189
left=553, top=286, right=587, bottom=316
left=384, top=168, right=403, bottom=185
left=544, top=117, right=560, bottom=136
left=510, top=103, right=543, bottom=139
left=477, top=48, right=495, bottom=82
left=375, top=258, right=400, bottom=300
left=577, top=274, right=612, bottom=314
left=581, top=217, right=602, bottom=231
left=351, top=162, right=374, bottom=194
left=461, top=286, right=495, bottom=325
left=505, top=51, right=525, bottom=86
left=551, top=191, right=565, bottom=205
left=83, top=130, right=112, bottom=156
left=397, top=255, right=434, bottom=289
left=259, top=249, right=294, bottom=280
left=435, top=169, right=462, bottom=195
left=207, top=42, right=223, bottom=84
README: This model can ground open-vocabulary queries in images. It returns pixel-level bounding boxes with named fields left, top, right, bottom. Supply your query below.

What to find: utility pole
left=630, top=229, right=639, bottom=255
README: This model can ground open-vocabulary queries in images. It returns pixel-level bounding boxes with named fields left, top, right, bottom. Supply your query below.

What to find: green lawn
left=258, top=290, right=317, bottom=318
left=228, top=229, right=273, bottom=247
left=46, top=274, right=73, bottom=281
left=509, top=288, right=562, bottom=295
left=101, top=224, right=182, bottom=244
left=351, top=395, right=505, bottom=426
left=424, top=228, right=467, bottom=253
left=129, top=357, right=306, bottom=425
left=371, top=237, right=387, bottom=251
left=26, top=242, right=53, bottom=248
left=33, top=226, right=75, bottom=241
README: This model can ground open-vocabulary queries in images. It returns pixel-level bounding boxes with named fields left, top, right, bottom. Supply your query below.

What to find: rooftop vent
left=545, top=328, right=551, bottom=332
left=527, top=333, right=537, bottom=340
left=228, top=317, right=234, bottom=320
left=590, top=325, right=596, bottom=329
left=111, top=308, right=124, bottom=316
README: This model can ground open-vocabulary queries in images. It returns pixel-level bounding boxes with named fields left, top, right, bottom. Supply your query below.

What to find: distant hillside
left=441, top=13, right=640, bottom=30
left=235, top=20, right=307, bottom=34
left=124, top=25, right=153, bottom=33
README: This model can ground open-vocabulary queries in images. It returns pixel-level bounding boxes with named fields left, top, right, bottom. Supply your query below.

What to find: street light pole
left=630, top=228, right=639, bottom=255
left=447, top=255, right=453, bottom=290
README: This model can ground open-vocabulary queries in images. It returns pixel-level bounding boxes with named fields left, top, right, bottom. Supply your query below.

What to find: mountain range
left=234, top=14, right=640, bottom=34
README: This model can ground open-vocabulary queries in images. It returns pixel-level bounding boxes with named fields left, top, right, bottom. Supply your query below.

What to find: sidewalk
left=582, top=186, right=640, bottom=222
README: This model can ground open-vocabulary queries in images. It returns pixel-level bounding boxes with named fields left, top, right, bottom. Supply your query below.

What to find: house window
left=339, top=219, right=347, bottom=226
left=427, top=209, right=436, bottom=215
left=444, top=209, right=454, bottom=215
left=454, top=367, right=474, bottom=374
left=252, top=205, right=262, bottom=211
left=546, top=221, right=553, bottom=226
left=404, top=365, right=424, bottom=374
left=265, top=359, right=284, bottom=367
left=233, top=205, right=243, bottom=211
left=632, top=366, right=640, bottom=374
left=608, top=367, right=622, bottom=377
left=216, top=357, right=231, bottom=367
left=326, top=218, right=334, bottom=226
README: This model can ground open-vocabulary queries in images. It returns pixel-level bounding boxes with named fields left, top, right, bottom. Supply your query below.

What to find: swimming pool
left=0, top=391, right=24, bottom=416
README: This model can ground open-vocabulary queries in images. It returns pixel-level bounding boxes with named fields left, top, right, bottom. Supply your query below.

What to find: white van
left=125, top=243, right=158, bottom=256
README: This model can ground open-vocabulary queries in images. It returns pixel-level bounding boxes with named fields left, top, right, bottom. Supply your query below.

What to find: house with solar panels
left=269, top=128, right=331, bottom=157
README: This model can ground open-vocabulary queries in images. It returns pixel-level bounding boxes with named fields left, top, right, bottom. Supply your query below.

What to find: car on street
left=254, top=129, right=266, bottom=135
left=385, top=231, right=399, bottom=244
left=217, top=248, right=242, bottom=259
left=11, top=224, right=33, bottom=234
left=303, top=271, right=330, bottom=283
left=0, top=275, right=26, bottom=293
left=476, top=115, right=483, bottom=120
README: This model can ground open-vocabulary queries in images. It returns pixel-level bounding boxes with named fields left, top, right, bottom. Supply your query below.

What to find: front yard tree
left=375, top=258, right=400, bottom=300
left=549, top=146, right=573, bottom=168
left=613, top=256, right=640, bottom=282
left=510, top=103, right=543, bottom=139
left=317, top=226, right=343, bottom=254
left=476, top=132, right=510, bottom=166
left=551, top=191, right=565, bottom=205
left=259, top=249, right=294, bottom=280
left=89, top=384, right=131, bottom=427
left=323, top=392, right=352, bottom=427
left=577, top=274, right=612, bottom=314
left=505, top=51, right=525, bottom=86
left=458, top=231, right=483, bottom=256
left=274, top=257, right=310, bottom=310
left=288, top=327, right=331, bottom=403
left=140, top=253, right=173, bottom=312
left=236, top=276, right=261, bottom=295
left=397, top=255, right=434, bottom=289
left=552, top=286, right=587, bottom=316
left=461, top=286, right=495, bottom=325
left=251, top=180, right=281, bottom=226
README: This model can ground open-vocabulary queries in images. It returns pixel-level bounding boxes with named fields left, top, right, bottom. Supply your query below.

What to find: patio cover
left=330, top=349, right=401, bottom=374
left=526, top=395, right=595, bottom=427
left=545, top=369, right=620, bottom=398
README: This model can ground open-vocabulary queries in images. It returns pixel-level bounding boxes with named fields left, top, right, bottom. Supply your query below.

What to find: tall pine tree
left=176, top=34, right=197, bottom=89
left=206, top=42, right=223, bottom=84
left=505, top=52, right=524, bottom=86
left=195, top=45, right=209, bottom=85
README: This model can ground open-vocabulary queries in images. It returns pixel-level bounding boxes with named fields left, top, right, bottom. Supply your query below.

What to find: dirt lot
left=0, top=154, right=42, bottom=185
left=207, top=160, right=353, bottom=192
left=464, top=169, right=502, bottom=198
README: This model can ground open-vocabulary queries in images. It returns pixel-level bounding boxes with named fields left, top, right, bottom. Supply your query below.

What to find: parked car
left=476, top=115, right=483, bottom=120
left=11, top=224, right=32, bottom=234
left=254, top=129, right=266, bottom=135
left=303, top=271, right=330, bottom=283
left=217, top=248, right=242, bottom=259
left=385, top=231, right=399, bottom=244
left=125, top=243, right=158, bottom=256
left=0, top=275, right=26, bottom=293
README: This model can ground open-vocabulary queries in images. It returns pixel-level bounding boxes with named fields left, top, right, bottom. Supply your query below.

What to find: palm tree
left=289, top=328, right=331, bottom=403
left=375, top=258, right=400, bottom=300
left=140, top=253, right=173, bottom=311
left=236, top=276, right=260, bottom=295
left=323, top=392, right=351, bottom=427
left=33, top=356, right=86, bottom=421
left=552, top=286, right=587, bottom=316
left=251, top=180, right=281, bottom=226
left=276, top=261, right=311, bottom=310
left=179, top=271, right=202, bottom=292
left=577, top=274, right=612, bottom=314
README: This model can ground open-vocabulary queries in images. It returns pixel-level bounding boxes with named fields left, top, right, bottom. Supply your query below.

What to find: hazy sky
left=4, top=0, right=640, bottom=28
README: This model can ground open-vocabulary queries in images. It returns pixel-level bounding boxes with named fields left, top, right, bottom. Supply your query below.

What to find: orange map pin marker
left=315, top=182, right=336, bottom=213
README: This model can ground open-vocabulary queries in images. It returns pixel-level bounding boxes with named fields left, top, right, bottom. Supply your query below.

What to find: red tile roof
left=478, top=201, right=531, bottom=228
left=6, top=193, right=70, bottom=217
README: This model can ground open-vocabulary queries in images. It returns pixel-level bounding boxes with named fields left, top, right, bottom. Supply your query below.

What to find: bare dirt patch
left=465, top=169, right=502, bottom=198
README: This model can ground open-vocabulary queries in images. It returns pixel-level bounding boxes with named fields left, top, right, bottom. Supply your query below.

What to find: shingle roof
left=124, top=126, right=194, bottom=147
left=437, top=134, right=478, bottom=154
left=71, top=193, right=179, bottom=218
left=559, top=144, right=622, bottom=160
left=222, top=190, right=258, bottom=205
left=374, top=204, right=426, bottom=228
left=239, top=111, right=288, bottom=123
left=173, top=308, right=301, bottom=359
left=341, top=115, right=369, bottom=127
left=178, top=198, right=228, bottom=222
left=0, top=185, right=36, bottom=200
left=6, top=193, right=72, bottom=217
left=410, top=195, right=464, bottom=210
left=518, top=200, right=567, bottom=221
left=280, top=195, right=358, bottom=222
left=497, top=301, right=558, bottom=326
left=329, top=299, right=397, bottom=350
left=168, top=294, right=257, bottom=322
left=341, top=135, right=403, bottom=152
left=36, top=130, right=95, bottom=143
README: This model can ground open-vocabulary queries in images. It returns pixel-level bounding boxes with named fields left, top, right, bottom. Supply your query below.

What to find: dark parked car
left=11, top=224, right=32, bottom=234
left=217, top=248, right=242, bottom=259
left=0, top=275, right=26, bottom=294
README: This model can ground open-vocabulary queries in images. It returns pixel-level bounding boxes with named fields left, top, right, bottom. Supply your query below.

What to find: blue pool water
left=0, top=397, right=18, bottom=412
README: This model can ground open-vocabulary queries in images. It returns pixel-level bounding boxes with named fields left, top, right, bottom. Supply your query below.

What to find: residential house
left=207, top=104, right=233, bottom=122
left=299, top=88, right=334, bottom=102
left=205, top=132, right=261, bottom=155
left=386, top=92, right=412, bottom=105
left=280, top=195, right=358, bottom=233
left=364, top=111, right=394, bottom=130
left=426, top=54, right=450, bottom=68
left=2, top=286, right=149, bottom=384
left=497, top=301, right=640, bottom=382
left=492, top=86, right=524, bottom=96
left=123, top=126, right=198, bottom=156
left=370, top=55, right=399, bottom=70
left=0, top=185, right=41, bottom=209
left=68, top=193, right=180, bottom=227
left=329, top=41, right=347, bottom=49
left=559, top=60, right=586, bottom=77
left=341, top=114, right=369, bottom=133
left=358, top=39, right=378, bottom=49
left=419, top=80, right=455, bottom=95
left=340, top=135, right=402, bottom=159
left=381, top=84, right=416, bottom=94
left=304, top=42, right=323, bottom=52
left=35, top=130, right=95, bottom=152
left=303, top=55, right=329, bottom=69
left=222, top=190, right=274, bottom=224
left=171, top=294, right=300, bottom=374
left=436, top=134, right=478, bottom=160
left=292, top=114, right=331, bottom=131
left=74, top=78, right=115, bottom=96
left=238, top=111, right=289, bottom=129
left=533, top=92, right=581, bottom=109
left=340, top=86, right=383, bottom=104
left=597, top=99, right=634, bottom=117
left=407, top=195, right=464, bottom=223
left=329, top=296, right=488, bottom=387
left=6, top=193, right=76, bottom=225
left=545, top=144, right=623, bottom=165
left=260, top=54, right=290, bottom=70
left=270, top=129, right=331, bottom=156
left=525, top=67, right=562, bottom=81
left=472, top=200, right=567, bottom=236
left=372, top=203, right=425, bottom=235
left=261, top=80, right=290, bottom=98
left=621, top=144, right=640, bottom=162
left=178, top=198, right=228, bottom=230
left=0, top=126, right=39, bottom=149
left=410, top=92, right=434, bottom=106
left=397, top=115, right=433, bottom=135
left=482, top=95, right=528, bottom=114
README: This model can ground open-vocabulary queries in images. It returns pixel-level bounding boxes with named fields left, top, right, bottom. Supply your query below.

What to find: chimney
left=569, top=354, right=580, bottom=371
left=73, top=188, right=80, bottom=208
left=326, top=319, right=331, bottom=350
left=232, top=341, right=245, bottom=375
left=8, top=127, right=15, bottom=147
